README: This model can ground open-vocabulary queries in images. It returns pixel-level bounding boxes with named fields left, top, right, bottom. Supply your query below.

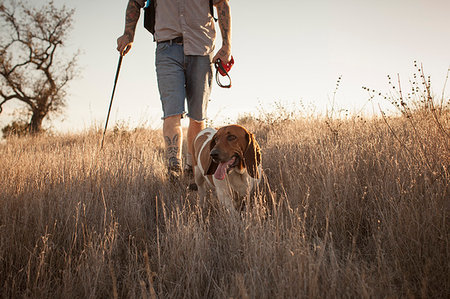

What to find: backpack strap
left=210, top=0, right=217, bottom=22
left=143, top=0, right=156, bottom=38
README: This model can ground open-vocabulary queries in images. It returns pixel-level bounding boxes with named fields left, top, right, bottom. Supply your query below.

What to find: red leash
left=214, top=56, right=234, bottom=88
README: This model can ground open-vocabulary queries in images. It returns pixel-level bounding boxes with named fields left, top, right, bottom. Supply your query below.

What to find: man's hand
left=117, top=35, right=132, bottom=56
left=213, top=45, right=231, bottom=64
left=116, top=0, right=142, bottom=56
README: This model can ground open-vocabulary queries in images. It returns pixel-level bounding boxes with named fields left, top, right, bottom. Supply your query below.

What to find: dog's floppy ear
left=243, top=132, right=261, bottom=179
left=205, top=134, right=218, bottom=175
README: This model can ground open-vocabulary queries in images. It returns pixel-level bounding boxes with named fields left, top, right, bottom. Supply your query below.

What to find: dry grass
left=0, top=103, right=449, bottom=298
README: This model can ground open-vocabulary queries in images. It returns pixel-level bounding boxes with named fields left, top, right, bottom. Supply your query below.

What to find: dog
left=193, top=124, right=262, bottom=211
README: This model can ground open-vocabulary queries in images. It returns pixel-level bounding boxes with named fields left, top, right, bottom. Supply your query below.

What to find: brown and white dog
left=193, top=125, right=262, bottom=211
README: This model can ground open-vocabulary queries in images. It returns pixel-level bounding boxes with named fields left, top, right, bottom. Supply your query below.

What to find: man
left=117, top=0, right=232, bottom=182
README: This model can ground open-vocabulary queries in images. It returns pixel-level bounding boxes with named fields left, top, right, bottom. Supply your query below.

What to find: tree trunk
left=29, top=111, right=45, bottom=134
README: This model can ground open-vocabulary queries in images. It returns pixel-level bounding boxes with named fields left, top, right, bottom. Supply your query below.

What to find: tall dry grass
left=1, top=99, right=449, bottom=297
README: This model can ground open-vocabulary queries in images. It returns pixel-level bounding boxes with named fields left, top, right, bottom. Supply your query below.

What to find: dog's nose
left=210, top=149, right=220, bottom=161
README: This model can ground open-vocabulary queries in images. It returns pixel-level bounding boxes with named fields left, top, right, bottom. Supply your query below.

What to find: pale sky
left=1, top=0, right=449, bottom=132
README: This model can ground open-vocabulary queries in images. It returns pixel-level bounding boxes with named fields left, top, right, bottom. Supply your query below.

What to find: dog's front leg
left=194, top=166, right=207, bottom=201
left=214, top=178, right=238, bottom=215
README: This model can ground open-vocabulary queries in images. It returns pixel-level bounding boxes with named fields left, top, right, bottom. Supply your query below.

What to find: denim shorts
left=155, top=42, right=213, bottom=121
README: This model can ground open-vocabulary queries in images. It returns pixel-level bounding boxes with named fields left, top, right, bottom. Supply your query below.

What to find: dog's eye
left=227, top=135, right=237, bottom=141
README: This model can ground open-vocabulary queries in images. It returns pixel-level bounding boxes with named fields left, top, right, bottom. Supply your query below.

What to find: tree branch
left=0, top=95, right=12, bottom=113
left=0, top=91, right=30, bottom=113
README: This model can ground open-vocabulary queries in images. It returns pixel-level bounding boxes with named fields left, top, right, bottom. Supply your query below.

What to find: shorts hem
left=161, top=112, right=187, bottom=120
left=186, top=114, right=206, bottom=122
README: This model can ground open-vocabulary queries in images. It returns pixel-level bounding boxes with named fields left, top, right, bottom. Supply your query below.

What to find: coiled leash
left=214, top=56, right=234, bottom=88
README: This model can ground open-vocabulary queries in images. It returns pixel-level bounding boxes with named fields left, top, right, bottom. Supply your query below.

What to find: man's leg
left=187, top=118, right=205, bottom=167
left=184, top=54, right=212, bottom=189
left=184, top=118, right=205, bottom=189
left=163, top=114, right=183, bottom=179
left=185, top=53, right=213, bottom=168
left=155, top=42, right=185, bottom=179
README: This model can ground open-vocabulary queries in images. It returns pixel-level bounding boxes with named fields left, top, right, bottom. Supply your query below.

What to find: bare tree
left=0, top=0, right=78, bottom=134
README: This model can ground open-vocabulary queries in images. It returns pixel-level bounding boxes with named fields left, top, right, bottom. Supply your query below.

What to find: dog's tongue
left=214, top=157, right=236, bottom=180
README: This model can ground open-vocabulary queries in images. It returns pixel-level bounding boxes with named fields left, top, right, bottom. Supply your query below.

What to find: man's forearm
left=123, top=0, right=142, bottom=41
left=216, top=0, right=231, bottom=47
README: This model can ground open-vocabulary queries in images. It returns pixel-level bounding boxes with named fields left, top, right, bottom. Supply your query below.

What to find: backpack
left=143, top=0, right=217, bottom=36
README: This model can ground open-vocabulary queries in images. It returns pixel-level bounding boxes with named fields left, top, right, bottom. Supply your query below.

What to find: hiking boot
left=167, top=160, right=182, bottom=183
left=184, top=164, right=193, bottom=178
left=168, top=168, right=181, bottom=182
left=188, top=182, right=198, bottom=191
left=184, top=164, right=198, bottom=191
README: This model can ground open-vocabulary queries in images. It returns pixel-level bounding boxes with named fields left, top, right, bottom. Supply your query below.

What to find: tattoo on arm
left=124, top=0, right=141, bottom=40
left=216, top=0, right=231, bottom=47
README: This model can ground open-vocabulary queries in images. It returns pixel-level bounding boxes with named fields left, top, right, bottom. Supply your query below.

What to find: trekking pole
left=100, top=46, right=130, bottom=149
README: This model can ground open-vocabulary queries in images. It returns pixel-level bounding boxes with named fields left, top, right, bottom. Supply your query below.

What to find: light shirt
left=135, top=0, right=217, bottom=55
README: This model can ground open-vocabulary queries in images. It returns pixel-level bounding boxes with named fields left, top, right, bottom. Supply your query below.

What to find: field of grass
left=0, top=101, right=449, bottom=297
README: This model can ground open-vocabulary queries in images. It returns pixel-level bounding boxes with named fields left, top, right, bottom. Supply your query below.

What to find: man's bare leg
left=163, top=115, right=183, bottom=179
left=186, top=118, right=205, bottom=189
left=187, top=118, right=205, bottom=166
